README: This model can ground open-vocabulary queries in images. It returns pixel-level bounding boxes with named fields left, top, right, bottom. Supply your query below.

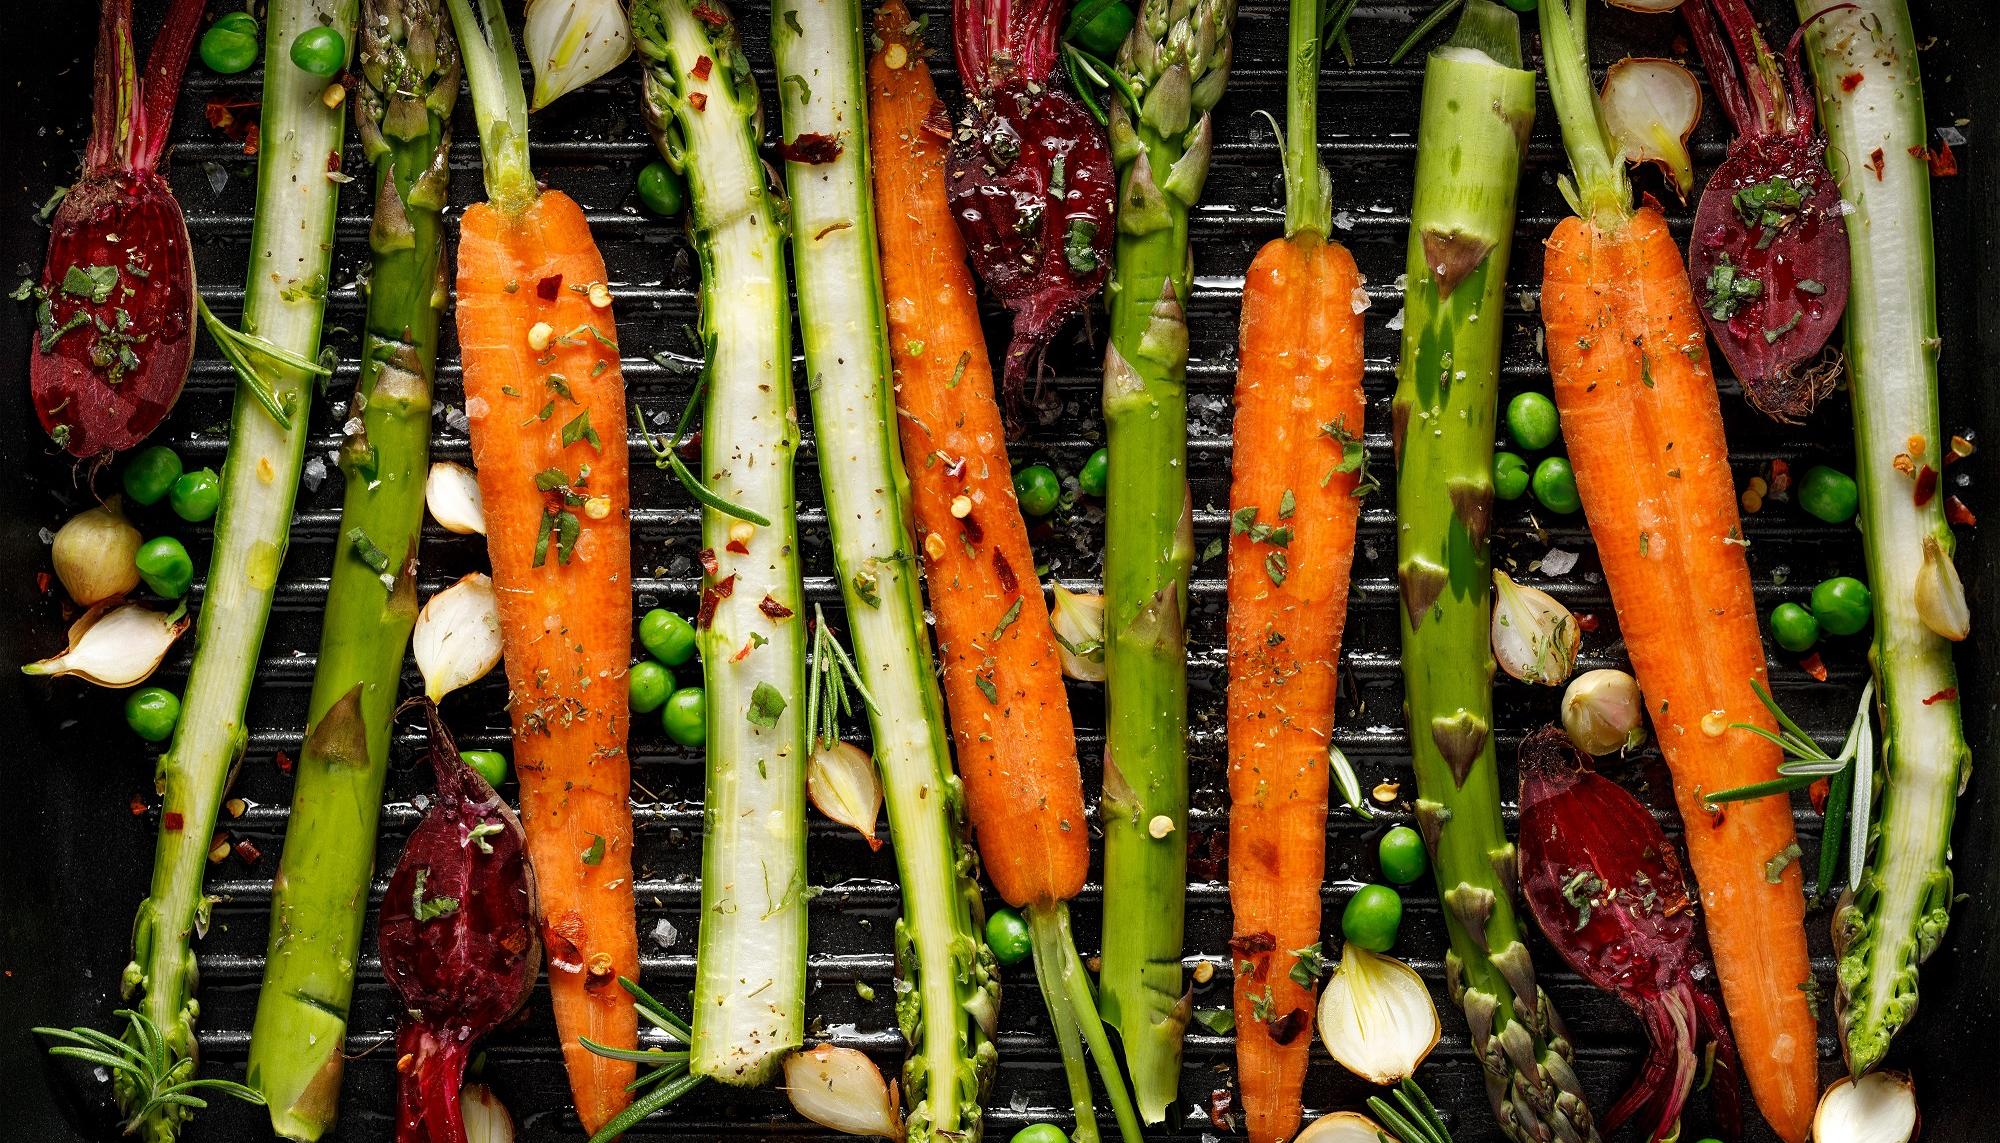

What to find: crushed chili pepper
left=759, top=594, right=795, bottom=620
left=130, top=794, right=149, bottom=816
left=536, top=273, right=563, bottom=301
left=1576, top=612, right=1601, bottom=634
left=697, top=547, right=720, bottom=578
left=1841, top=71, right=1864, bottom=92
left=695, top=573, right=737, bottom=629
left=691, top=55, right=712, bottom=81
left=725, top=537, right=749, bottom=555
left=992, top=547, right=1018, bottom=594
left=1914, top=465, right=1938, bottom=506
left=1207, top=1088, right=1236, bottom=1133
left=1800, top=652, right=1829, bottom=682
left=234, top=839, right=263, bottom=865
left=1266, top=1007, right=1309, bottom=1046
left=1923, top=687, right=1958, bottom=706
left=780, top=133, right=844, bottom=165
left=1945, top=496, right=1977, bottom=527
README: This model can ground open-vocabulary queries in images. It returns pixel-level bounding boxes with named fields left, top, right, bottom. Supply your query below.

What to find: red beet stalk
left=1682, top=0, right=1849, bottom=422
left=1517, top=727, right=1743, bottom=1143
left=28, top=0, right=205, bottom=458
left=380, top=704, right=540, bottom=1143
left=947, top=0, right=1114, bottom=417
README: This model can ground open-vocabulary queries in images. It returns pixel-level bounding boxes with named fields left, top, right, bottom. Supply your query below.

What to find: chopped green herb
left=411, top=868, right=461, bottom=922
left=1193, top=1006, right=1235, bottom=1035
left=582, top=834, right=606, bottom=865
left=1704, top=254, right=1765, bottom=321
left=747, top=682, right=788, bottom=729
left=466, top=822, right=504, bottom=854
left=1764, top=841, right=1802, bottom=883
left=1064, top=218, right=1101, bottom=274
left=1288, top=942, right=1326, bottom=988
left=974, top=675, right=999, bottom=704
left=991, top=596, right=1024, bottom=642
left=1265, top=550, right=1288, bottom=587
left=561, top=409, right=603, bottom=451
left=1560, top=868, right=1605, bottom=930
left=1278, top=488, right=1296, bottom=519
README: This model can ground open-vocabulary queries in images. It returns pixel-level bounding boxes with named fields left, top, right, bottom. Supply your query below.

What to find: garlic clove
left=427, top=461, right=488, bottom=536
left=1561, top=669, right=1647, bottom=756
left=782, top=1044, right=904, bottom=1140
left=1600, top=58, right=1703, bottom=198
left=22, top=600, right=188, bottom=688
left=524, top=0, right=632, bottom=111
left=808, top=741, right=883, bottom=851
left=52, top=499, right=142, bottom=606
left=1295, top=1111, right=1395, bottom=1143
left=414, top=573, right=505, bottom=702
left=1813, top=1072, right=1918, bottom=1143
left=1915, top=536, right=1970, bottom=641
left=460, top=1083, right=516, bottom=1143
left=1315, top=944, right=1441, bottom=1086
left=1492, top=571, right=1581, bottom=686
left=1050, top=583, right=1106, bottom=682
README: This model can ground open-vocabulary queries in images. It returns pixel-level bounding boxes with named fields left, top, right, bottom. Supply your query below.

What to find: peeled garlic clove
left=1050, top=583, right=1107, bottom=682
left=808, top=741, right=884, bottom=851
left=427, top=461, right=487, bottom=536
left=1296, top=1111, right=1394, bottom=1143
left=783, top=1044, right=904, bottom=1140
left=22, top=600, right=188, bottom=688
left=415, top=573, right=504, bottom=702
left=1492, top=570, right=1581, bottom=686
left=460, top=1083, right=515, bottom=1143
left=524, top=0, right=632, bottom=111
left=1601, top=57, right=1702, bottom=198
left=52, top=499, right=143, bottom=607
left=1814, top=1072, right=1918, bottom=1143
left=1915, top=536, right=1970, bottom=641
left=1562, top=669, right=1647, bottom=756
left=1315, top=943, right=1441, bottom=1086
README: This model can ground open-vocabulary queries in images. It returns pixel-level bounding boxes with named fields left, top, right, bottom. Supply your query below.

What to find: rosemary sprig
left=1706, top=679, right=1875, bottom=802
left=35, top=1008, right=266, bottom=1131
left=1063, top=41, right=1142, bottom=127
left=1387, top=0, right=1466, bottom=66
left=579, top=977, right=704, bottom=1143
left=1322, top=0, right=1362, bottom=65
left=196, top=294, right=329, bottom=431
left=806, top=604, right=878, bottom=753
left=634, top=389, right=772, bottom=527
left=1366, top=1078, right=1453, bottom=1143
left=1327, top=740, right=1375, bottom=821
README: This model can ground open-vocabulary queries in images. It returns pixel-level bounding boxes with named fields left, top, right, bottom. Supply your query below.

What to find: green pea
left=135, top=536, right=194, bottom=598
left=124, top=687, right=181, bottom=743
left=1377, top=826, right=1428, bottom=885
left=461, top=750, right=510, bottom=788
left=288, top=25, right=347, bottom=76
left=1493, top=450, right=1530, bottom=501
left=984, top=907, right=1033, bottom=966
left=200, top=12, right=260, bottom=74
left=122, top=446, right=184, bottom=507
left=628, top=660, right=674, bottom=714
left=662, top=687, right=707, bottom=747
left=1811, top=576, right=1873, bottom=637
left=1769, top=602, right=1820, bottom=654
left=1341, top=883, right=1403, bottom=953
left=1065, top=0, right=1135, bottom=58
left=1798, top=464, right=1860, bottom=524
left=1010, top=1126, right=1069, bottom=1143
left=1500, top=0, right=1538, bottom=11
left=1013, top=464, right=1061, bottom=518
left=1506, top=391, right=1561, bottom=451
left=640, top=608, right=698, bottom=667
left=1531, top=456, right=1582, bottom=515
left=636, top=161, right=686, bottom=217
left=1077, top=447, right=1109, bottom=497
left=169, top=468, right=222, bottom=522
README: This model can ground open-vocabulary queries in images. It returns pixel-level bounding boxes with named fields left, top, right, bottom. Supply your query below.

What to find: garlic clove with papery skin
left=1050, top=583, right=1106, bottom=682
left=460, top=1083, right=515, bottom=1143
left=426, top=461, right=487, bottom=536
left=1914, top=535, right=1970, bottom=641
left=1294, top=1111, right=1395, bottom=1143
left=22, top=600, right=188, bottom=688
left=414, top=573, right=504, bottom=702
left=1315, top=943, right=1441, bottom=1086
left=1601, top=57, right=1703, bottom=197
left=782, top=1044, right=904, bottom=1140
left=1492, top=570, right=1581, bottom=686
left=807, top=741, right=883, bottom=851
left=1813, top=1072, right=1918, bottom=1143
left=523, top=0, right=632, bottom=111
left=52, top=498, right=142, bottom=606
left=1562, top=669, right=1648, bottom=756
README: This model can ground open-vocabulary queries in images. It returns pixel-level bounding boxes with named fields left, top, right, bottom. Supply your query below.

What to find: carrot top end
left=1538, top=0, right=1631, bottom=228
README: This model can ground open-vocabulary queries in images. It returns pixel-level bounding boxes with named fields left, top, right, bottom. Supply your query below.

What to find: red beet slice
left=947, top=0, right=1114, bottom=418
left=1517, top=727, right=1742, bottom=1143
left=28, top=0, right=203, bottom=458
left=1683, top=0, right=1849, bottom=422
left=380, top=703, right=540, bottom=1143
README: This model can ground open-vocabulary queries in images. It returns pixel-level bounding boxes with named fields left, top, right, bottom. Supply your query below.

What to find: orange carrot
left=1542, top=204, right=1816, bottom=1143
left=868, top=10, right=1139, bottom=1141
left=446, top=6, right=638, bottom=1120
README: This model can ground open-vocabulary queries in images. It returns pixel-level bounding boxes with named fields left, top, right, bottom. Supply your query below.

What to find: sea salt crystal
left=1386, top=307, right=1406, bottom=331
left=653, top=918, right=679, bottom=948
left=1350, top=286, right=1371, bottom=314
left=1940, top=125, right=1967, bottom=146
left=446, top=405, right=471, bottom=434
left=204, top=161, right=228, bottom=196
left=1009, top=1091, right=1029, bottom=1113
left=1542, top=547, right=1580, bottom=576
left=303, top=455, right=327, bottom=492
left=37, top=527, right=53, bottom=545
left=1332, top=209, right=1354, bottom=231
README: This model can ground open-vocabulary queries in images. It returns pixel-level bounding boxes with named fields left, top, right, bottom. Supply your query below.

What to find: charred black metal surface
left=0, top=3, right=1988, bottom=1141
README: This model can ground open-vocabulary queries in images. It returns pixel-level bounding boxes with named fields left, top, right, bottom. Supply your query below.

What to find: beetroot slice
left=379, top=703, right=540, bottom=1143
left=28, top=0, right=203, bottom=458
left=947, top=0, right=1114, bottom=419
left=1682, top=0, right=1849, bottom=422
left=1517, top=728, right=1742, bottom=1143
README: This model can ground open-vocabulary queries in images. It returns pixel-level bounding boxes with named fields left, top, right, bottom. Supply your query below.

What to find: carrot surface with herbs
left=868, top=9, right=1138, bottom=1140
left=1224, top=2, right=1364, bottom=1139
left=1538, top=3, right=1814, bottom=1139
left=445, top=0, right=636, bottom=1130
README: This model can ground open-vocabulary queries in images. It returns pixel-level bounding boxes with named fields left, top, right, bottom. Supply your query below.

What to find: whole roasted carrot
left=444, top=0, right=635, bottom=1131
left=868, top=9, right=1138, bottom=1141
left=1225, top=3, right=1363, bottom=1140
left=1539, top=3, right=1814, bottom=1140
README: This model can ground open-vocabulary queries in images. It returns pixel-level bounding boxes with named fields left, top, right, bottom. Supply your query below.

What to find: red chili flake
left=242, top=123, right=260, bottom=156
left=692, top=55, right=713, bottom=81
left=780, top=132, right=844, bottom=165
left=129, top=795, right=149, bottom=816
left=1868, top=147, right=1887, bottom=180
left=1228, top=931, right=1276, bottom=956
left=688, top=91, right=708, bottom=112
left=921, top=100, right=953, bottom=141
left=961, top=513, right=985, bottom=546
left=992, top=547, right=1017, bottom=594
left=690, top=1, right=728, bottom=25
left=276, top=750, right=295, bottom=773
left=234, top=839, right=263, bottom=865
left=162, top=811, right=184, bottom=832
left=326, top=150, right=342, bottom=174
left=1919, top=140, right=1959, bottom=177
left=536, top=274, right=564, bottom=302
left=1810, top=777, right=1831, bottom=816
left=35, top=571, right=52, bottom=595
left=1800, top=652, right=1829, bottom=682
left=759, top=594, right=795, bottom=620
left=725, top=538, right=749, bottom=555
left=1946, top=496, right=1978, bottom=526
left=730, top=638, right=756, bottom=663
left=1576, top=612, right=1601, bottom=634
left=1842, top=71, right=1865, bottom=91
left=697, top=547, right=720, bottom=577
left=1923, top=687, right=1959, bottom=706
left=1266, top=1007, right=1309, bottom=1046
left=696, top=573, right=737, bottom=629
left=1914, top=465, right=1938, bottom=506
left=1207, top=1088, right=1236, bottom=1133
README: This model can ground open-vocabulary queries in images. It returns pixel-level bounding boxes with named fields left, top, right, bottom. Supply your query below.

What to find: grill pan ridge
left=0, top=2, right=1994, bottom=1141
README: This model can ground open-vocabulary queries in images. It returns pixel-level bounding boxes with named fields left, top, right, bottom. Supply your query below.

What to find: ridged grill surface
left=5, top=2, right=1986, bottom=1141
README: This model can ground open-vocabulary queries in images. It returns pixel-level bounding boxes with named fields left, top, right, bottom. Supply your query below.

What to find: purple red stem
left=953, top=0, right=1065, bottom=90
left=87, top=0, right=206, bottom=177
